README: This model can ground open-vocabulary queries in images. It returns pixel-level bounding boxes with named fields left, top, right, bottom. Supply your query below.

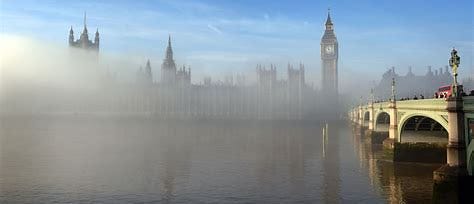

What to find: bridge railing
left=372, top=101, right=390, bottom=110
left=396, top=99, right=447, bottom=111
left=462, top=96, right=474, bottom=113
left=358, top=97, right=474, bottom=113
left=353, top=98, right=450, bottom=115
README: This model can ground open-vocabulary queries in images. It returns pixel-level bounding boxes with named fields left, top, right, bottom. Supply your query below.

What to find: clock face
left=325, top=45, right=334, bottom=54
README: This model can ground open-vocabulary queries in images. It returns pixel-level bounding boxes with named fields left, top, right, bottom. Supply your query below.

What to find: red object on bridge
left=436, top=85, right=452, bottom=98
left=435, top=85, right=464, bottom=98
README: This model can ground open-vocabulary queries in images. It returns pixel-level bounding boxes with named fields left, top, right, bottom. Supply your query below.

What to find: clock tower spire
left=321, top=8, right=339, bottom=100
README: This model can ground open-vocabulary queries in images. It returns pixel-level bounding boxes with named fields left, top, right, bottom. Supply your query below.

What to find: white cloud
left=207, top=24, right=223, bottom=34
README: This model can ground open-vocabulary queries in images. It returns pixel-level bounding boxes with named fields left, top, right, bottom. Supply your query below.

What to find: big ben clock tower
left=321, top=10, right=338, bottom=99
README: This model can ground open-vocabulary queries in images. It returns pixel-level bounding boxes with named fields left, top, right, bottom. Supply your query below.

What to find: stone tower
left=321, top=10, right=338, bottom=99
left=145, top=59, right=153, bottom=84
left=68, top=12, right=99, bottom=51
left=161, top=35, right=177, bottom=85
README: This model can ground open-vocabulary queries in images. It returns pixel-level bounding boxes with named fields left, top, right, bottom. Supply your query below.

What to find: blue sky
left=1, top=0, right=473, bottom=88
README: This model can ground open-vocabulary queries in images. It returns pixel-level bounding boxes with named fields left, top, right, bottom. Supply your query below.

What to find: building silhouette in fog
left=68, top=13, right=99, bottom=51
left=255, top=64, right=306, bottom=119
left=54, top=12, right=341, bottom=120
left=160, top=35, right=191, bottom=86
left=136, top=60, right=153, bottom=85
left=161, top=35, right=177, bottom=85
left=126, top=35, right=314, bottom=119
left=374, top=66, right=451, bottom=99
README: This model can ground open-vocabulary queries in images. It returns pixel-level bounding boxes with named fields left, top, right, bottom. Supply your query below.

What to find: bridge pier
left=355, top=109, right=359, bottom=124
left=432, top=97, right=470, bottom=202
left=383, top=100, right=397, bottom=148
left=362, top=102, right=388, bottom=144
left=353, top=110, right=357, bottom=123
left=352, top=109, right=357, bottom=124
left=368, top=102, right=374, bottom=131
left=434, top=97, right=468, bottom=183
left=358, top=106, right=363, bottom=125
left=349, top=110, right=354, bottom=122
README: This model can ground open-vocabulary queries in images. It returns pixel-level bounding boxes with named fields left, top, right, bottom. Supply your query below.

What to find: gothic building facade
left=176, top=65, right=191, bottom=86
left=68, top=13, right=99, bottom=51
left=159, top=36, right=191, bottom=86
left=374, top=66, right=451, bottom=99
left=57, top=13, right=333, bottom=120
left=255, top=63, right=308, bottom=119
left=161, top=36, right=177, bottom=85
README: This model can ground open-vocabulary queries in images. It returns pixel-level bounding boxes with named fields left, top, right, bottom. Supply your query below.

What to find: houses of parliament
left=57, top=12, right=339, bottom=120
left=374, top=66, right=451, bottom=100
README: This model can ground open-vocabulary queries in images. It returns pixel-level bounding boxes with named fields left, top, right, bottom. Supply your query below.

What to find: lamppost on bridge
left=358, top=96, right=363, bottom=125
left=385, top=77, right=398, bottom=145
left=433, top=48, right=468, bottom=186
left=370, top=88, right=374, bottom=104
left=391, top=78, right=396, bottom=102
left=368, top=88, right=375, bottom=130
left=449, top=48, right=461, bottom=98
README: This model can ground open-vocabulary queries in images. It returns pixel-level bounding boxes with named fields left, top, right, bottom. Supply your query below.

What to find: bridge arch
left=398, top=113, right=448, bottom=143
left=467, top=140, right=474, bottom=175
left=374, top=111, right=390, bottom=131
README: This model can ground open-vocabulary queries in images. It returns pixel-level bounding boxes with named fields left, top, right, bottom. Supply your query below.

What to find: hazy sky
left=1, top=0, right=473, bottom=88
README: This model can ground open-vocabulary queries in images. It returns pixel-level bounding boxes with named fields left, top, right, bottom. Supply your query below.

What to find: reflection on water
left=0, top=116, right=439, bottom=203
left=352, top=125, right=442, bottom=203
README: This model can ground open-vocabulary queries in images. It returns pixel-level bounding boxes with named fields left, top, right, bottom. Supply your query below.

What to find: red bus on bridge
left=436, top=85, right=451, bottom=98
left=435, top=85, right=464, bottom=98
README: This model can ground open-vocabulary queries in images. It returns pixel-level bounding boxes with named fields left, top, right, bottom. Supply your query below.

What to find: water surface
left=0, top=116, right=440, bottom=203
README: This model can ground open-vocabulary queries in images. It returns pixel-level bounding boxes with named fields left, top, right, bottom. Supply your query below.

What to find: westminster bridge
left=348, top=95, right=474, bottom=191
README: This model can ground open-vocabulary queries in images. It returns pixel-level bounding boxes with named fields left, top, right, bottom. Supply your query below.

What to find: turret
left=407, top=66, right=414, bottom=77
left=69, top=26, right=74, bottom=45
left=145, top=59, right=152, bottom=84
left=94, top=28, right=100, bottom=48
left=426, top=66, right=433, bottom=76
left=300, top=63, right=305, bottom=83
left=145, top=59, right=152, bottom=75
left=166, top=35, right=173, bottom=60
left=80, top=12, right=89, bottom=48
left=161, top=35, right=177, bottom=85
left=68, top=12, right=99, bottom=52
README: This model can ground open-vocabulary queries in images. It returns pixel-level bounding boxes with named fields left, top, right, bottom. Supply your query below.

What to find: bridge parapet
left=373, top=101, right=390, bottom=110
left=396, top=99, right=447, bottom=111
left=462, top=96, right=474, bottom=113
left=360, top=99, right=448, bottom=112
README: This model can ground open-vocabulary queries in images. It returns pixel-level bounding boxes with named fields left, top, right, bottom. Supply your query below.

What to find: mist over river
left=0, top=116, right=439, bottom=203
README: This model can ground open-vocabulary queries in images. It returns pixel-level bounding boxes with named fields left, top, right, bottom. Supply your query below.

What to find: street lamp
left=391, top=78, right=396, bottom=102
left=370, top=88, right=374, bottom=103
left=449, top=48, right=460, bottom=98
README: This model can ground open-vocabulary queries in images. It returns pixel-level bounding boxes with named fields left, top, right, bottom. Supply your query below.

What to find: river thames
left=0, top=116, right=440, bottom=203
